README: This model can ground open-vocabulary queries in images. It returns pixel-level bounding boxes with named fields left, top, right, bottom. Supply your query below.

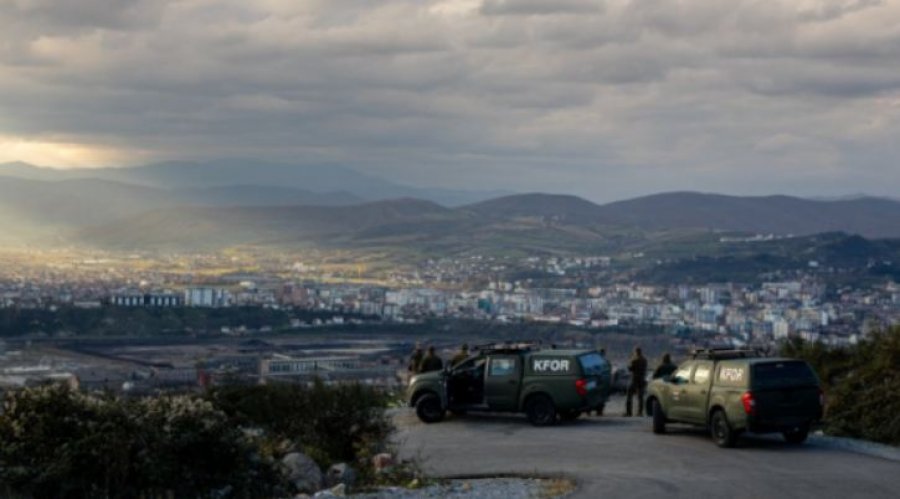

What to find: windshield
left=579, top=353, right=609, bottom=376
left=752, top=361, right=818, bottom=388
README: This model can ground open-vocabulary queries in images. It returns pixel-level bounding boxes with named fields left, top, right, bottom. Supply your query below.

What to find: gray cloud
left=481, top=0, right=604, bottom=16
left=1, top=0, right=900, bottom=202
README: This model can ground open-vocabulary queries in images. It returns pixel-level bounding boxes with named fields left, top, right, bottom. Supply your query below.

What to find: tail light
left=575, top=378, right=588, bottom=396
left=741, top=391, right=756, bottom=415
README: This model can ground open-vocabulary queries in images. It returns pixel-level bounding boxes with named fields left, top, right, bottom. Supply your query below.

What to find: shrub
left=208, top=381, right=393, bottom=470
left=0, top=386, right=279, bottom=498
left=782, top=327, right=900, bottom=446
left=0, top=381, right=394, bottom=497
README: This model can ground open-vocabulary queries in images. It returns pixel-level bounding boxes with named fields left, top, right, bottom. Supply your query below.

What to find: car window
left=578, top=353, right=608, bottom=375
left=672, top=363, right=693, bottom=383
left=692, top=362, right=712, bottom=384
left=453, top=356, right=481, bottom=372
left=752, top=361, right=818, bottom=388
left=489, top=357, right=517, bottom=377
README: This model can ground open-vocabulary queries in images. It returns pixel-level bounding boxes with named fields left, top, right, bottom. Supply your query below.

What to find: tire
left=559, top=410, right=581, bottom=422
left=415, top=393, right=445, bottom=424
left=651, top=399, right=666, bottom=434
left=710, top=409, right=737, bottom=448
left=525, top=394, right=557, bottom=427
left=783, top=425, right=809, bottom=445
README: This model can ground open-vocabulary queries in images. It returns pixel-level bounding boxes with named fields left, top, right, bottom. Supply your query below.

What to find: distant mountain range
left=2, top=160, right=900, bottom=252
left=0, top=160, right=510, bottom=207
left=68, top=193, right=900, bottom=253
left=594, top=192, right=900, bottom=236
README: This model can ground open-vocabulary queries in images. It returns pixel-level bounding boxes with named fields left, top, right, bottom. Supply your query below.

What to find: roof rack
left=690, top=348, right=761, bottom=360
left=473, top=341, right=545, bottom=354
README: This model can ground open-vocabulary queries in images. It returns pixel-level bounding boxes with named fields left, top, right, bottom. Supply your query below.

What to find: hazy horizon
left=4, top=158, right=900, bottom=205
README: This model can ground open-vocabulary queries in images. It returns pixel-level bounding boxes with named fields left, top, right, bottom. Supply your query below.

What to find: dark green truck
left=407, top=344, right=612, bottom=426
left=646, top=349, right=824, bottom=447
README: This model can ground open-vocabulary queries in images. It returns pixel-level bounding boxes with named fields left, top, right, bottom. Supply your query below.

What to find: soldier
left=652, top=353, right=677, bottom=379
left=624, top=346, right=648, bottom=417
left=450, top=343, right=470, bottom=367
left=419, top=346, right=444, bottom=373
left=408, top=342, right=424, bottom=373
left=594, top=348, right=608, bottom=416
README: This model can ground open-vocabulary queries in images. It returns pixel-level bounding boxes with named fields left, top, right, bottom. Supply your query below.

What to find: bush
left=0, top=386, right=279, bottom=498
left=208, top=381, right=393, bottom=470
left=781, top=327, right=900, bottom=446
left=0, top=381, right=395, bottom=497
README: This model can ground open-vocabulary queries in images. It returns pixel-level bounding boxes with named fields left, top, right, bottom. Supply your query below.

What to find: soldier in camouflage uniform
left=450, top=343, right=470, bottom=367
left=419, top=346, right=444, bottom=373
left=408, top=343, right=424, bottom=373
left=652, top=353, right=677, bottom=379
left=625, top=346, right=648, bottom=417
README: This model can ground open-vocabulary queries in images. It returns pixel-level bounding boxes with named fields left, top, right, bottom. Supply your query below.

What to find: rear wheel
left=415, top=393, right=445, bottom=424
left=783, top=425, right=809, bottom=444
left=651, top=399, right=666, bottom=434
left=525, top=394, right=557, bottom=427
left=710, top=410, right=737, bottom=448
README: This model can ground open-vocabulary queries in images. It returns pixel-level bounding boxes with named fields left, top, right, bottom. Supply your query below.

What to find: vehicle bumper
left=747, top=416, right=821, bottom=433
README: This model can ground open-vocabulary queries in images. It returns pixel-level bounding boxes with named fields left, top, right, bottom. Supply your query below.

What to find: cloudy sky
left=1, top=0, right=899, bottom=201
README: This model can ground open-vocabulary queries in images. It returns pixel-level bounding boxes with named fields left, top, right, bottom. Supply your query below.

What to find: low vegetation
left=0, top=382, right=399, bottom=498
left=208, top=381, right=393, bottom=471
left=781, top=326, right=900, bottom=446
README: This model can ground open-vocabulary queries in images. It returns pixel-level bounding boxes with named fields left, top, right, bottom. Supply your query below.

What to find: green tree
left=782, top=327, right=900, bottom=445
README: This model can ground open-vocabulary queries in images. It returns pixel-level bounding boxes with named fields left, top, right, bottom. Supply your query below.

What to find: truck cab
left=646, top=349, right=824, bottom=447
left=407, top=343, right=611, bottom=426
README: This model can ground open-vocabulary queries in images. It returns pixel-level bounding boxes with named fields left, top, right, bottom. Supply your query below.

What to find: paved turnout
left=394, top=399, right=900, bottom=499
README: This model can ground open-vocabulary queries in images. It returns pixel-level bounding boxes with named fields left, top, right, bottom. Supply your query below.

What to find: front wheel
left=525, top=394, right=557, bottom=427
left=783, top=425, right=809, bottom=445
left=651, top=399, right=666, bottom=434
left=710, top=410, right=737, bottom=448
left=415, top=394, right=445, bottom=423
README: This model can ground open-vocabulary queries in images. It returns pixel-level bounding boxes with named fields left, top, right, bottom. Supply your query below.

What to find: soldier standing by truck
left=625, top=347, right=648, bottom=417
left=419, top=346, right=444, bottom=373
left=652, top=353, right=677, bottom=379
left=408, top=343, right=424, bottom=373
left=450, top=343, right=470, bottom=367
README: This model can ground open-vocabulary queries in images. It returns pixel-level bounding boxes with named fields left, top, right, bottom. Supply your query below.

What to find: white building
left=184, top=288, right=231, bottom=307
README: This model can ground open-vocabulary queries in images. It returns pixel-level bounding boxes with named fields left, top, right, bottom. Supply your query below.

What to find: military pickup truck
left=646, top=349, right=824, bottom=447
left=407, top=343, right=612, bottom=426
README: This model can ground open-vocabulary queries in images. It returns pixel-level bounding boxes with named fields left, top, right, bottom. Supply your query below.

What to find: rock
left=372, top=452, right=395, bottom=473
left=313, top=484, right=346, bottom=498
left=281, top=452, right=324, bottom=494
left=326, top=463, right=357, bottom=488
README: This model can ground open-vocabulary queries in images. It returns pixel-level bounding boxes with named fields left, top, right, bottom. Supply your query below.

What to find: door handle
left=508, top=380, right=517, bottom=385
